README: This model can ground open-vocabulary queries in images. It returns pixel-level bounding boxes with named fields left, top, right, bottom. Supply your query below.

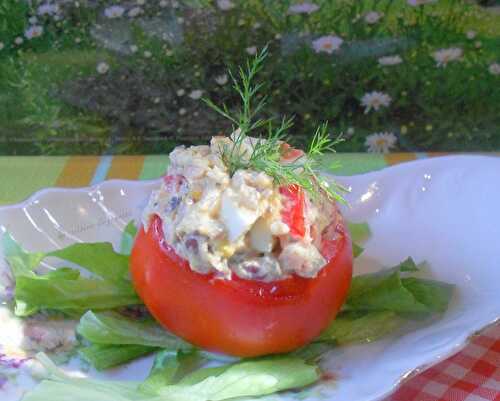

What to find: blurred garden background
left=0, top=0, right=499, bottom=155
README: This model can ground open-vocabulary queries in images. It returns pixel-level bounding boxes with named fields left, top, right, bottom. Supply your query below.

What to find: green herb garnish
left=203, top=47, right=346, bottom=203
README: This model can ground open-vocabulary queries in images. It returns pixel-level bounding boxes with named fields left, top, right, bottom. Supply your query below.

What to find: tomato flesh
left=131, top=213, right=352, bottom=357
left=279, top=185, right=306, bottom=238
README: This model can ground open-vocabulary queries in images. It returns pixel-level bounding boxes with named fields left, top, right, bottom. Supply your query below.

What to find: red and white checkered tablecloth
left=386, top=322, right=500, bottom=401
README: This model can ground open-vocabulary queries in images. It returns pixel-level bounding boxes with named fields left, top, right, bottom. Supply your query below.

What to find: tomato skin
left=131, top=215, right=352, bottom=357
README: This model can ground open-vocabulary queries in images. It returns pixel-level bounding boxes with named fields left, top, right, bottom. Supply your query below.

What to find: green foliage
left=0, top=0, right=499, bottom=154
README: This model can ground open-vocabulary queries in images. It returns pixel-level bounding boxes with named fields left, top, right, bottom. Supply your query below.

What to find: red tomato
left=279, top=185, right=306, bottom=238
left=131, top=213, right=353, bottom=357
left=280, top=143, right=305, bottom=162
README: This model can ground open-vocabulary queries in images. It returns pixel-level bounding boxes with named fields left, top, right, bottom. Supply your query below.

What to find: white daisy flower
left=75, top=37, right=81, bottom=44
left=253, top=22, right=262, bottom=29
left=217, top=0, right=234, bottom=11
left=96, top=61, right=110, bottom=74
left=378, top=55, right=403, bottom=66
left=24, top=25, right=43, bottom=40
left=432, top=47, right=462, bottom=67
left=215, top=74, right=228, bottom=85
left=144, top=50, right=152, bottom=58
left=287, top=2, right=320, bottom=15
left=37, top=3, right=59, bottom=16
left=104, top=5, right=125, bottom=19
left=14, top=37, right=24, bottom=45
left=130, top=44, right=138, bottom=53
left=189, top=89, right=203, bottom=100
left=361, top=91, right=392, bottom=113
left=489, top=63, right=500, bottom=76
left=407, top=0, right=437, bottom=6
left=179, top=108, right=187, bottom=115
left=364, top=11, right=382, bottom=24
left=466, top=30, right=476, bottom=40
left=176, top=89, right=186, bottom=96
left=246, top=46, right=257, bottom=55
left=312, top=35, right=343, bottom=54
left=29, top=16, right=38, bottom=25
left=365, top=132, right=397, bottom=153
left=137, top=0, right=146, bottom=5
left=0, top=42, right=4, bottom=51
left=128, top=7, right=143, bottom=17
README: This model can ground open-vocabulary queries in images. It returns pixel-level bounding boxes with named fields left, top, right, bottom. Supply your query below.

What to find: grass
left=0, top=0, right=499, bottom=154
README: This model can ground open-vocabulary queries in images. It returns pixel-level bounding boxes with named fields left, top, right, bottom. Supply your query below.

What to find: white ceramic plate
left=0, top=155, right=499, bottom=401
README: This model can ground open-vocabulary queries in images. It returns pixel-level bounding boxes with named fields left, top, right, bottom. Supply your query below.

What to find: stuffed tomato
left=131, top=136, right=353, bottom=357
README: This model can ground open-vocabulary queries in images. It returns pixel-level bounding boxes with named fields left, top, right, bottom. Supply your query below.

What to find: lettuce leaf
left=120, top=221, right=138, bottom=255
left=49, top=243, right=130, bottom=283
left=139, top=351, right=205, bottom=394
left=79, top=344, right=156, bottom=371
left=318, top=311, right=402, bottom=344
left=15, top=275, right=140, bottom=316
left=352, top=242, right=364, bottom=258
left=2, top=234, right=140, bottom=316
left=2, top=233, right=44, bottom=277
left=347, top=222, right=370, bottom=258
left=77, top=311, right=192, bottom=350
left=346, top=258, right=454, bottom=315
left=156, top=357, right=319, bottom=401
left=348, top=222, right=371, bottom=243
left=22, top=354, right=319, bottom=401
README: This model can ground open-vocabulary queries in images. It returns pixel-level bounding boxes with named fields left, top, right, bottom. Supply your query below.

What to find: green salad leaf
left=140, top=351, right=205, bottom=394
left=155, top=357, right=319, bottom=401
left=23, top=353, right=318, bottom=401
left=2, top=233, right=140, bottom=316
left=22, top=353, right=148, bottom=401
left=318, top=311, right=402, bottom=345
left=347, top=222, right=370, bottom=258
left=5, top=220, right=454, bottom=401
left=345, top=258, right=454, bottom=315
left=2, top=233, right=44, bottom=277
left=79, top=344, right=156, bottom=371
left=121, top=221, right=138, bottom=255
left=78, top=311, right=192, bottom=350
left=352, top=242, right=364, bottom=258
left=49, top=243, right=131, bottom=283
left=14, top=274, right=139, bottom=317
left=348, top=222, right=371, bottom=244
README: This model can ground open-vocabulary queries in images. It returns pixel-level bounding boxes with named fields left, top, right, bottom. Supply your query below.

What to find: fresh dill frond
left=203, top=46, right=346, bottom=203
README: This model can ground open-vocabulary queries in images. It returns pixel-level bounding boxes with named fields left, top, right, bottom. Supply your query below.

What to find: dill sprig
left=203, top=47, right=346, bottom=203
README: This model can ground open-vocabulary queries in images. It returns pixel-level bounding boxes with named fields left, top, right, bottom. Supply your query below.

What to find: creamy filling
left=142, top=136, right=337, bottom=281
